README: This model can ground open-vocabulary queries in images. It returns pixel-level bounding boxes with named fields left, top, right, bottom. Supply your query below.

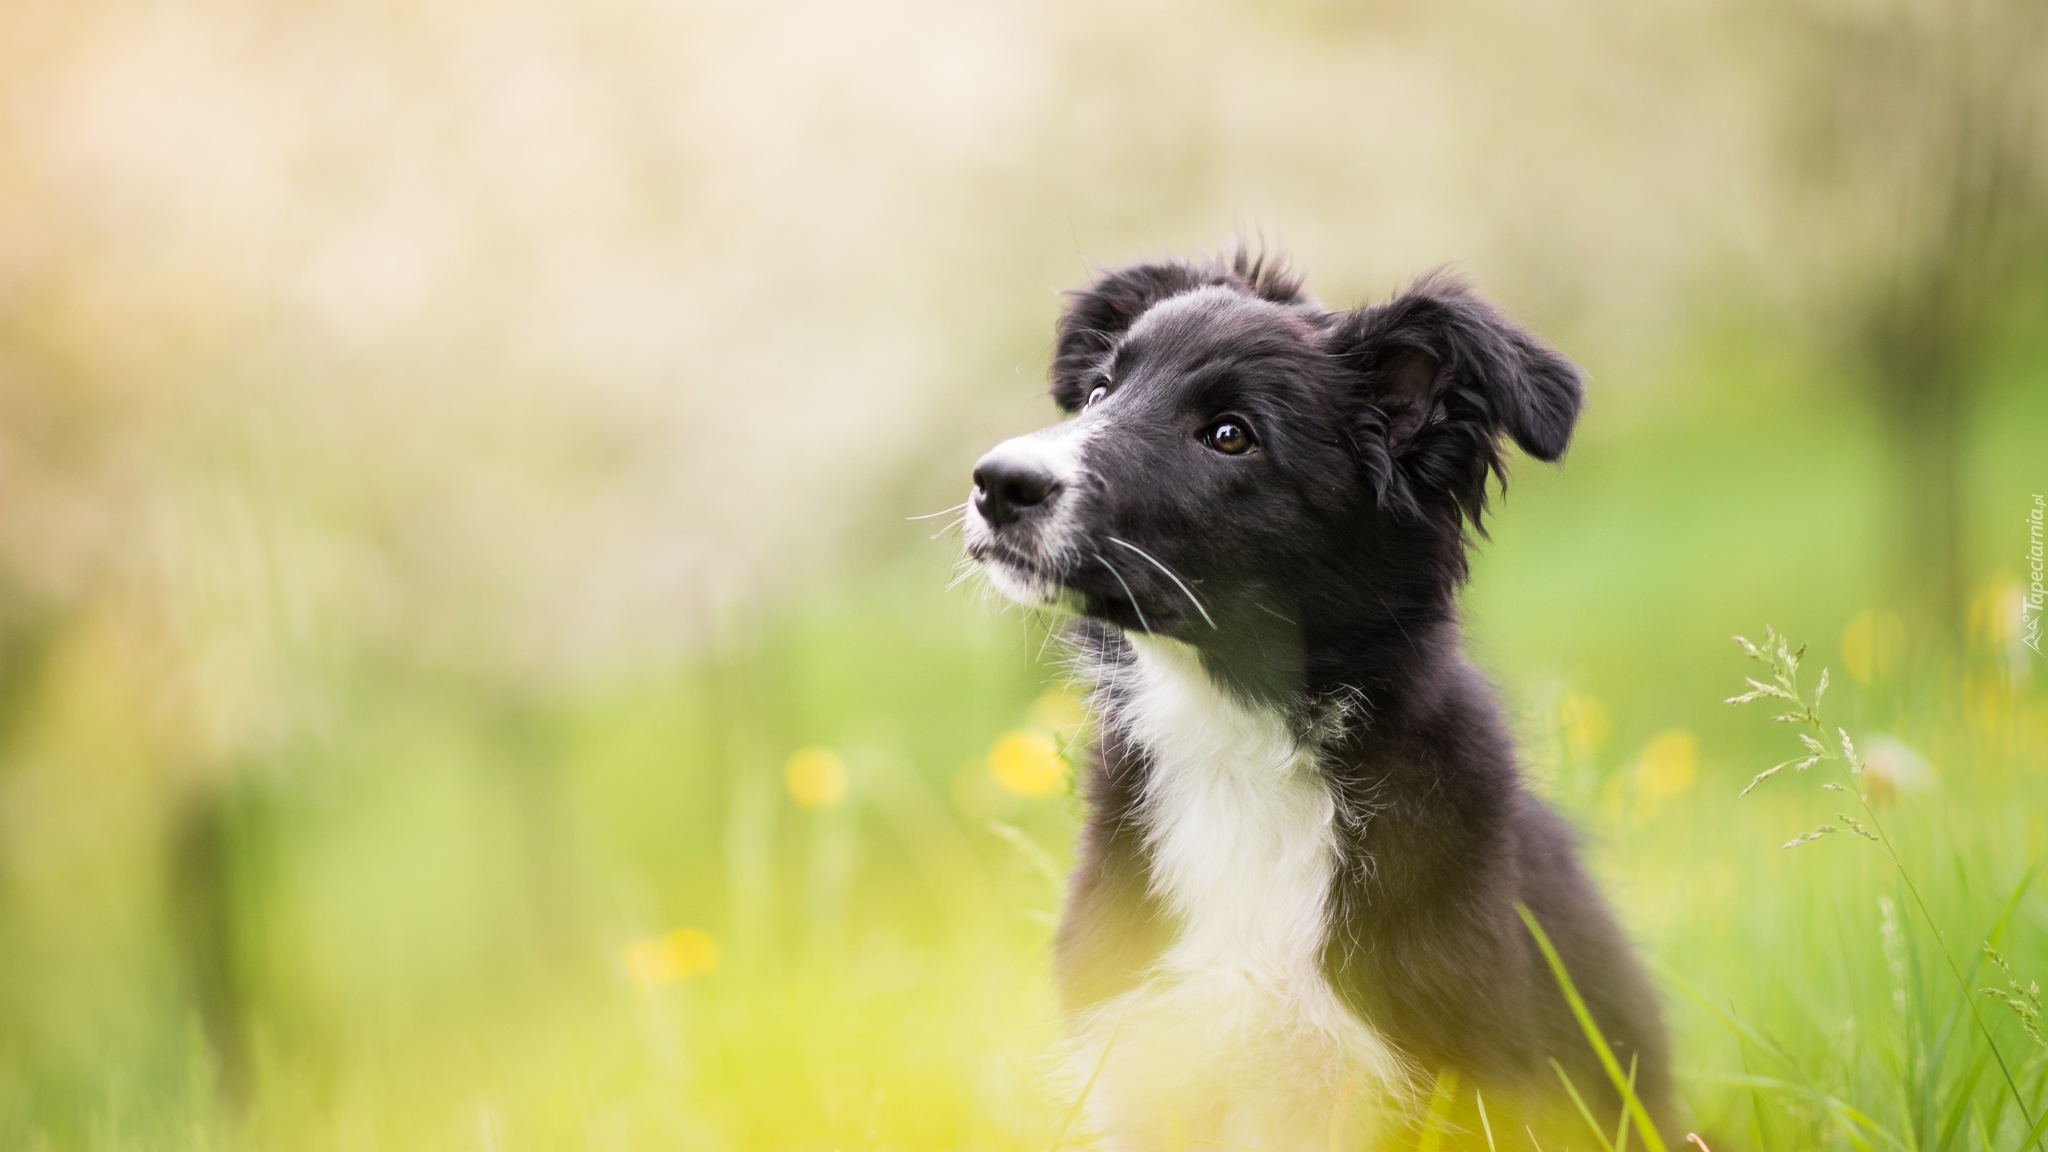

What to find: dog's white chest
left=1071, top=640, right=1408, bottom=1151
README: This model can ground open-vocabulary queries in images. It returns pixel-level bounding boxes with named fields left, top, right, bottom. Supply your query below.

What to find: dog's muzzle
left=971, top=442, right=1063, bottom=527
left=964, top=427, right=1089, bottom=606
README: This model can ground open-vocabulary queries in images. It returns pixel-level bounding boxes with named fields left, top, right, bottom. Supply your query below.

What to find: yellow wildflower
left=785, top=746, right=848, bottom=808
left=989, top=729, right=1066, bottom=796
left=1632, top=728, right=1698, bottom=821
left=623, top=928, right=719, bottom=987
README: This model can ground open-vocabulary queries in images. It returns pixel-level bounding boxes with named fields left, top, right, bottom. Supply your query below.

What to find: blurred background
left=1, top=0, right=2046, bottom=1148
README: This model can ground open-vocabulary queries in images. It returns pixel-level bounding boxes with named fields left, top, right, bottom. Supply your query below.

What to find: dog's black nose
left=972, top=446, right=1059, bottom=528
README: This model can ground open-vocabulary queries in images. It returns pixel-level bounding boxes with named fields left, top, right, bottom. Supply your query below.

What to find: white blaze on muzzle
left=966, top=417, right=1095, bottom=605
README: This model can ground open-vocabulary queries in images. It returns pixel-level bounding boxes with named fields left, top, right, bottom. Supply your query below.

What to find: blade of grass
left=1692, top=1074, right=1906, bottom=1152
left=1657, top=958, right=1914, bottom=1151
left=1894, top=862, right=2043, bottom=1151
left=1736, top=1025, right=1774, bottom=1149
left=1415, top=1068, right=1461, bottom=1152
left=1654, top=965, right=1802, bottom=1073
left=1824, top=769, right=2042, bottom=1149
left=1934, top=1042, right=1992, bottom=1152
left=1974, top=1069, right=2014, bottom=1152
left=1475, top=1088, right=1498, bottom=1152
left=1923, top=867, right=2035, bottom=1144
left=2020, top=1094, right=2048, bottom=1152
left=1519, top=904, right=1670, bottom=1152
left=1614, top=1055, right=1638, bottom=1152
left=1552, top=1059, right=1617, bottom=1152
left=1726, top=635, right=2040, bottom=1148
left=1048, top=1011, right=1122, bottom=1152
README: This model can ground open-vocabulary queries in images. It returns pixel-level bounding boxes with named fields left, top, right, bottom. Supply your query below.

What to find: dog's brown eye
left=1203, top=419, right=1255, bottom=455
left=1086, top=385, right=1108, bottom=408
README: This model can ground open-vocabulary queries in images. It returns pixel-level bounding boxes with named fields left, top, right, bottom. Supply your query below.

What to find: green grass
left=1, top=370, right=2045, bottom=1151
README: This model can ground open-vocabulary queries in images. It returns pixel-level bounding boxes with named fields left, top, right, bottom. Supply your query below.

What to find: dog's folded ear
left=1326, top=272, right=1583, bottom=524
left=1050, top=253, right=1305, bottom=411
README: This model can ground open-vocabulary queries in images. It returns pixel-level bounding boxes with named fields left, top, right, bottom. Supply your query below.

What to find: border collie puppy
left=963, top=250, right=1673, bottom=1150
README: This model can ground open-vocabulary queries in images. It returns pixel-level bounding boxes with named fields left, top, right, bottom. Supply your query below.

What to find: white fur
left=1070, top=638, right=1412, bottom=1152
left=965, top=418, right=1095, bottom=606
left=980, top=560, right=1062, bottom=606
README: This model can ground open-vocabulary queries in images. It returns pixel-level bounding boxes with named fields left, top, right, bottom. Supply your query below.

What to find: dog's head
left=964, top=250, right=1582, bottom=696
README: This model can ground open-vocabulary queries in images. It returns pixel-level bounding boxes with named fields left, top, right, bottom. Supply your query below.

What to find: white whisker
left=907, top=501, right=970, bottom=521
left=1034, top=609, right=1061, bottom=663
left=1107, top=536, right=1218, bottom=630
left=1092, top=550, right=1152, bottom=634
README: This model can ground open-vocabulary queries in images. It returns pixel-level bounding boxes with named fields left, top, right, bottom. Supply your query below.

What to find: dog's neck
left=1080, top=606, right=1465, bottom=742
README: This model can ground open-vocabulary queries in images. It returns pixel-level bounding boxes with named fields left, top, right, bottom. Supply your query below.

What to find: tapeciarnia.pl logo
left=2026, top=494, right=2044, bottom=656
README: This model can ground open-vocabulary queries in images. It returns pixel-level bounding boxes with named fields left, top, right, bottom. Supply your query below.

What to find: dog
left=962, top=249, right=1675, bottom=1150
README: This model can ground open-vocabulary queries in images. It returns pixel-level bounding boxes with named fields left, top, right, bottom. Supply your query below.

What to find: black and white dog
left=963, top=251, right=1673, bottom=1150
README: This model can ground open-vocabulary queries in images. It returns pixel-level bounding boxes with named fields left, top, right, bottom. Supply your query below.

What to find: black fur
left=968, top=248, right=1672, bottom=1147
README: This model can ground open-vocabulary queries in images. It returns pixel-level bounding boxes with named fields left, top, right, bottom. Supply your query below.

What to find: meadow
left=2, top=315, right=2043, bottom=1152
left=3, top=1, right=2046, bottom=1148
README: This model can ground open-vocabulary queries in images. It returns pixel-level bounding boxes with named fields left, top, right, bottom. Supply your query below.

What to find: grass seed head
left=1783, top=824, right=1838, bottom=849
